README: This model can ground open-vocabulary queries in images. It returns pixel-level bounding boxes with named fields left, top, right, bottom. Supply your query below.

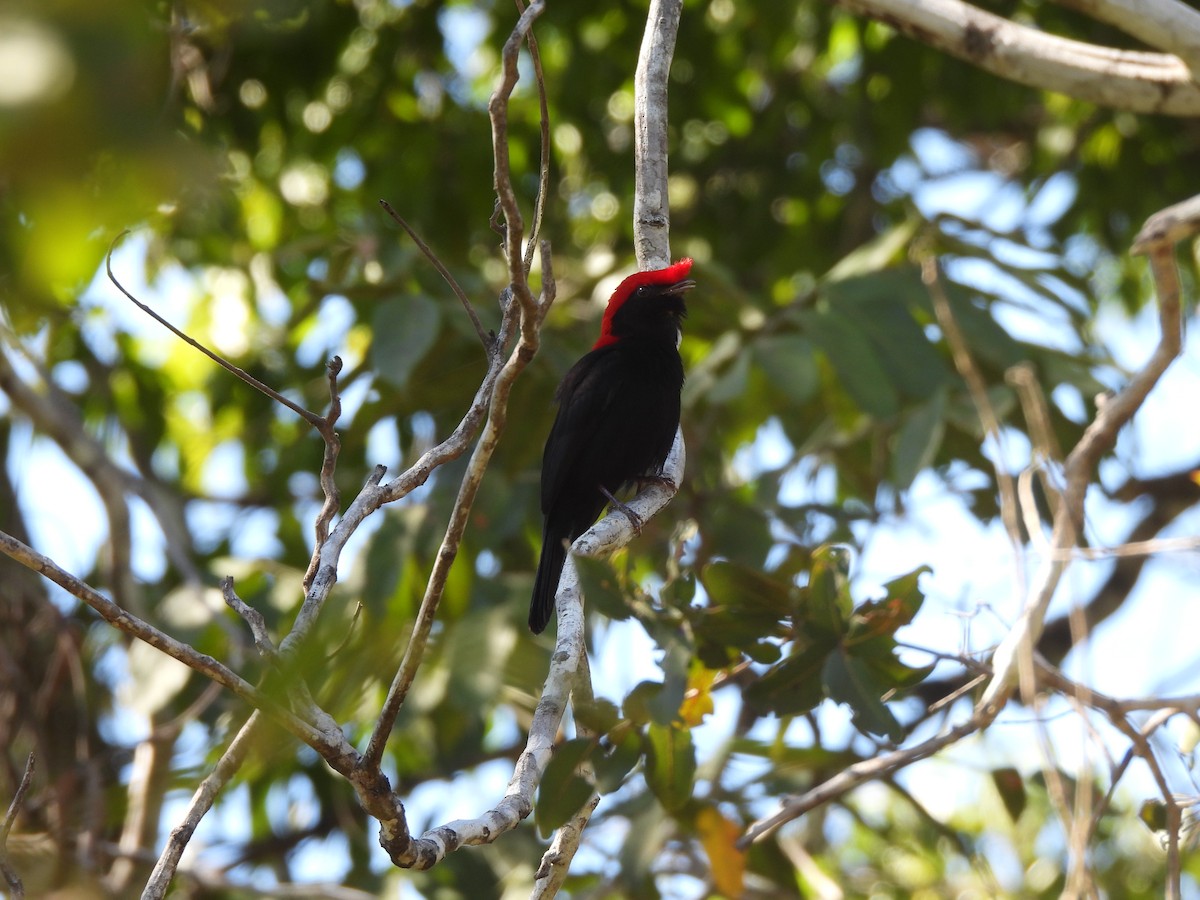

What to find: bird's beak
left=660, top=279, right=696, bottom=296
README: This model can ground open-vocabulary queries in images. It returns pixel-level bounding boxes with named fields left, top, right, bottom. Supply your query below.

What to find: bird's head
left=593, top=258, right=695, bottom=350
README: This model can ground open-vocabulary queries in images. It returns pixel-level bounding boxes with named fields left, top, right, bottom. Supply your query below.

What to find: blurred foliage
left=1, top=0, right=1198, bottom=896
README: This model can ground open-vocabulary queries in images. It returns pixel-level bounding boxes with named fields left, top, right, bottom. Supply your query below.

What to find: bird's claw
left=599, top=486, right=644, bottom=536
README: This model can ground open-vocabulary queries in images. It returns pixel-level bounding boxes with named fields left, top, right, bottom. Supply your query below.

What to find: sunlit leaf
left=644, top=723, right=696, bottom=813
left=695, top=805, right=746, bottom=897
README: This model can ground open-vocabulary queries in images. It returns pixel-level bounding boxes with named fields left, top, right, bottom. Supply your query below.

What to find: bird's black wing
left=539, top=346, right=621, bottom=517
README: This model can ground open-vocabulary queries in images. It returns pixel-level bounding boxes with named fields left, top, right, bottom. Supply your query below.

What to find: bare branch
left=1053, top=0, right=1200, bottom=76
left=534, top=654, right=600, bottom=898
left=303, top=356, right=344, bottom=591
left=378, top=200, right=492, bottom=352
left=0, top=752, right=34, bottom=899
left=515, top=0, right=552, bottom=277
left=832, top=0, right=1200, bottom=115
left=381, top=515, right=589, bottom=869
left=364, top=309, right=543, bottom=768
left=744, top=192, right=1197, bottom=849
left=142, top=712, right=263, bottom=899
left=634, top=0, right=685, bottom=268
left=488, top=0, right=546, bottom=322
left=221, top=577, right=278, bottom=661
left=979, top=193, right=1193, bottom=710
left=740, top=705, right=999, bottom=846
left=0, top=529, right=330, bottom=750
left=106, top=231, right=332, bottom=435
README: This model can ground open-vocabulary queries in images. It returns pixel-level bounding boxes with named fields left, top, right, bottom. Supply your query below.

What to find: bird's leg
left=599, top=485, right=644, bottom=535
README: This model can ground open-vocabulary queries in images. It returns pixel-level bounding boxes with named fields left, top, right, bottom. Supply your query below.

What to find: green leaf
left=701, top=561, right=794, bottom=617
left=572, top=698, right=621, bottom=736
left=822, top=647, right=903, bottom=741
left=536, top=738, right=596, bottom=836
left=823, top=216, right=921, bottom=282
left=824, top=271, right=950, bottom=401
left=802, top=545, right=852, bottom=638
left=797, top=309, right=899, bottom=418
left=644, top=723, right=696, bottom=813
left=647, top=635, right=692, bottom=726
left=752, top=334, right=820, bottom=404
left=709, top=348, right=751, bottom=404
left=992, top=767, right=1027, bottom=823
left=624, top=681, right=664, bottom=726
left=891, top=389, right=947, bottom=490
left=574, top=556, right=630, bottom=621
left=594, top=731, right=643, bottom=794
left=695, top=561, right=792, bottom=652
left=846, top=564, right=930, bottom=644
left=370, top=295, right=441, bottom=389
left=743, top=640, right=830, bottom=716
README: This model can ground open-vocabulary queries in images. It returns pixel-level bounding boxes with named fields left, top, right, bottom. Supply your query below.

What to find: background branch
left=833, top=0, right=1200, bottom=115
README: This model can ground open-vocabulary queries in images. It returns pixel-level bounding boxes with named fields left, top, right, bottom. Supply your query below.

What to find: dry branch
left=742, top=191, right=1198, bottom=850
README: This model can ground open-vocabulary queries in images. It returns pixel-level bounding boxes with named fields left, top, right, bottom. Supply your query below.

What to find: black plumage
left=529, top=259, right=694, bottom=633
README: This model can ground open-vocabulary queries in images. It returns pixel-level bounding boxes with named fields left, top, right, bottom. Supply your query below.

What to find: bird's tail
left=529, top=530, right=568, bottom=634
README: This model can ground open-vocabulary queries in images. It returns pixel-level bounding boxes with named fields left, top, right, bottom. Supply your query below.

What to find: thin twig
left=0, top=529, right=327, bottom=749
left=980, top=193, right=1193, bottom=711
left=921, top=255, right=1027, bottom=583
left=739, top=703, right=1000, bottom=847
left=362, top=331, right=534, bottom=767
left=221, top=576, right=278, bottom=661
left=515, top=0, right=551, bottom=277
left=487, top=0, right=544, bottom=324
left=142, top=712, right=262, bottom=899
left=106, top=231, right=331, bottom=436
left=362, top=0, right=550, bottom=772
left=0, top=752, right=34, bottom=899
left=378, top=200, right=492, bottom=352
left=303, top=356, right=345, bottom=591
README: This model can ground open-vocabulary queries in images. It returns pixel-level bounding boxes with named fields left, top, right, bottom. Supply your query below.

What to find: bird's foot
left=599, top=485, right=644, bottom=535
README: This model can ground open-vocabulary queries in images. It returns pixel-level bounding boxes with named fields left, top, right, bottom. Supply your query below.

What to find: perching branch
left=385, top=430, right=685, bottom=871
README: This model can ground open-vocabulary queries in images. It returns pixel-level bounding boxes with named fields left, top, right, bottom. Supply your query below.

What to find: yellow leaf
left=679, top=664, right=717, bottom=727
left=696, top=805, right=745, bottom=898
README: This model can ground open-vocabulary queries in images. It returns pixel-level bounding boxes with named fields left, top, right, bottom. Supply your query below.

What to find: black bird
left=529, top=258, right=695, bottom=633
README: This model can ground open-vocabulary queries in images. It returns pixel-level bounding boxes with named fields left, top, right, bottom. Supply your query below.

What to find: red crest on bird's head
left=594, top=258, right=694, bottom=349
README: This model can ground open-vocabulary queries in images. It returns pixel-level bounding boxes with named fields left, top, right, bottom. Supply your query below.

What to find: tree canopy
left=2, top=0, right=1199, bottom=897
